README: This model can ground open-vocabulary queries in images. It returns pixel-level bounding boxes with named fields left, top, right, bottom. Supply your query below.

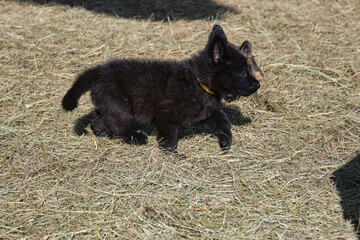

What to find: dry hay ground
left=1, top=0, right=360, bottom=239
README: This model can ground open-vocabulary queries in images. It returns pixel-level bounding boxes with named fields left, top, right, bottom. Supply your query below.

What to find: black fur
left=62, top=25, right=260, bottom=152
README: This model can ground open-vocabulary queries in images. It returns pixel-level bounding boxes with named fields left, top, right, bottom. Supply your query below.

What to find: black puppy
left=62, top=25, right=260, bottom=152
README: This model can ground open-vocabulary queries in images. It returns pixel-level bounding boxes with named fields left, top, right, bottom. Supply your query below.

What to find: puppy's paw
left=159, top=146, right=187, bottom=159
left=159, top=145, right=178, bottom=153
left=219, top=134, right=232, bottom=150
left=131, top=132, right=148, bottom=145
left=91, top=126, right=109, bottom=137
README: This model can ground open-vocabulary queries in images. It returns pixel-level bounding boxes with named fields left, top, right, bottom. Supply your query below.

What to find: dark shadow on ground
left=73, top=104, right=251, bottom=139
left=331, top=154, right=360, bottom=239
left=19, top=0, right=237, bottom=21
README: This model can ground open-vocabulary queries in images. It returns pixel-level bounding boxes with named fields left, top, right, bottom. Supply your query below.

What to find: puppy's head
left=204, top=25, right=262, bottom=100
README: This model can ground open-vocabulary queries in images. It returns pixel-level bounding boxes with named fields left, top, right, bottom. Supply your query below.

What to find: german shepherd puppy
left=62, top=25, right=261, bottom=152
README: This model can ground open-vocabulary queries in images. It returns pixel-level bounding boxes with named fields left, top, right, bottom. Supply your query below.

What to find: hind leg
left=91, top=87, right=147, bottom=145
left=90, top=110, right=108, bottom=137
left=93, top=109, right=147, bottom=145
left=104, top=117, right=148, bottom=145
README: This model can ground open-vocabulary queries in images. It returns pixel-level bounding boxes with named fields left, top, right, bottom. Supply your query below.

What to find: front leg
left=204, top=110, right=232, bottom=150
left=155, top=120, right=178, bottom=152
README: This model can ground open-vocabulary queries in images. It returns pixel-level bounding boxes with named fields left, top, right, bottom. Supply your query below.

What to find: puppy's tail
left=62, top=67, right=100, bottom=111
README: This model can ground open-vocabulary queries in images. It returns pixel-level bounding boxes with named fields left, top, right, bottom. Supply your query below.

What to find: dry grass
left=1, top=0, right=360, bottom=239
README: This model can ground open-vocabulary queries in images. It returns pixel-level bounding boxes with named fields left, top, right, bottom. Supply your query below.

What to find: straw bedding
left=1, top=0, right=359, bottom=238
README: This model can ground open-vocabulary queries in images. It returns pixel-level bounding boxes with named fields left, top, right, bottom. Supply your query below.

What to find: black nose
left=251, top=81, right=260, bottom=91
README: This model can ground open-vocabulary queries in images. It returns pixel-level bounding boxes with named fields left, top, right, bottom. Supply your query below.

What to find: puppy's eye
left=239, top=70, right=247, bottom=78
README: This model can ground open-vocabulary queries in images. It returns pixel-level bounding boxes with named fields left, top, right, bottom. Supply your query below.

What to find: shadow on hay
left=331, top=154, right=360, bottom=239
left=73, top=104, right=251, bottom=139
left=19, top=0, right=237, bottom=21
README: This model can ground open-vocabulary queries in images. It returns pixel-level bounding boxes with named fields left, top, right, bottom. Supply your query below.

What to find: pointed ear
left=248, top=56, right=264, bottom=81
left=206, top=25, right=228, bottom=65
left=239, top=40, right=252, bottom=58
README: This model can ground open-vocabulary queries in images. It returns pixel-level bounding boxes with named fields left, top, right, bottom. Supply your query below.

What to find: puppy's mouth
left=225, top=89, right=257, bottom=100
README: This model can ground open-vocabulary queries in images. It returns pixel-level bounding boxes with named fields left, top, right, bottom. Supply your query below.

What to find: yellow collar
left=196, top=75, right=215, bottom=95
